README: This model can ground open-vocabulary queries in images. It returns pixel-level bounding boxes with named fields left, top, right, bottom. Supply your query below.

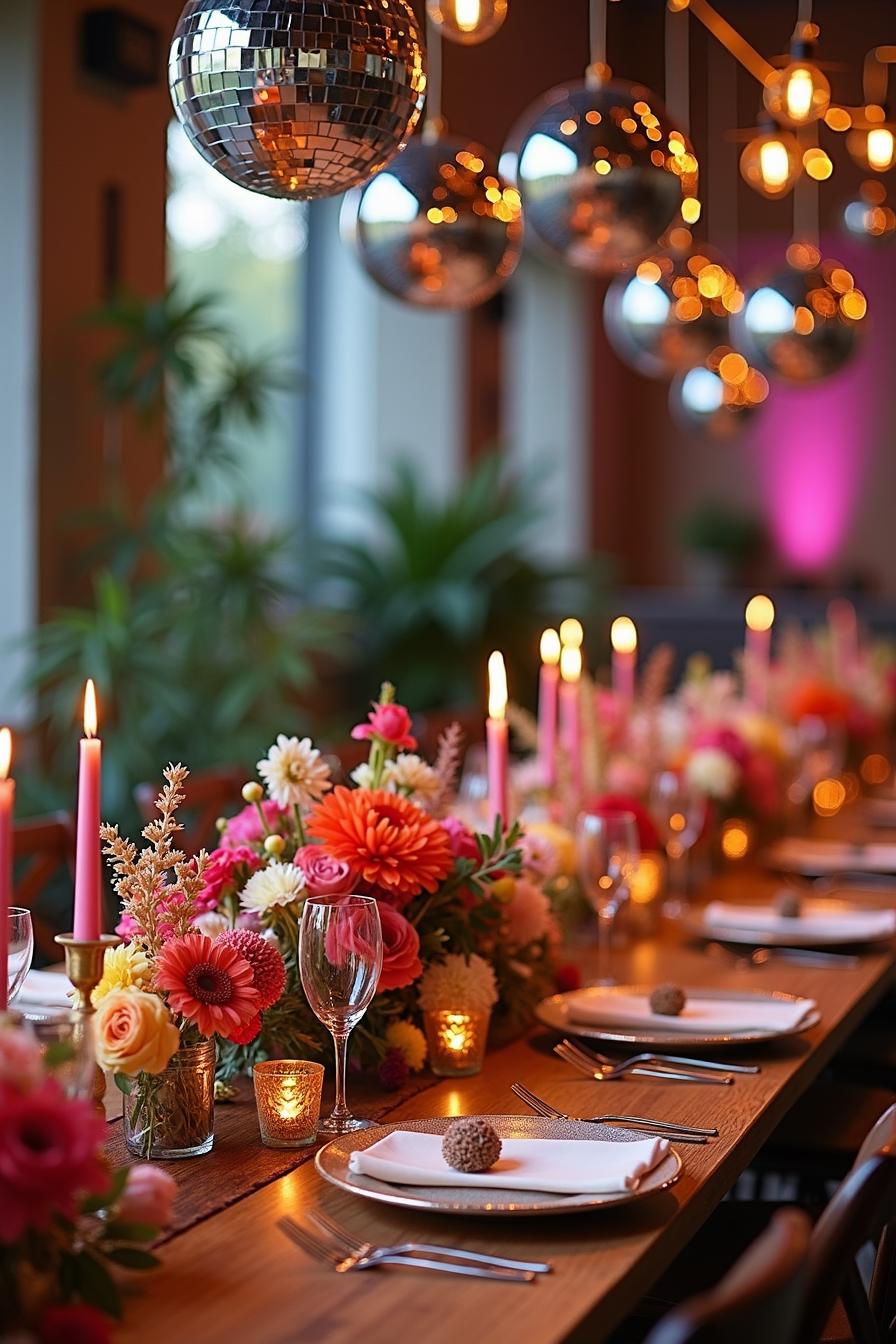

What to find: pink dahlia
left=219, top=800, right=289, bottom=850
left=0, top=1077, right=108, bottom=1244
left=155, top=934, right=259, bottom=1040
left=351, top=701, right=417, bottom=750
left=215, top=928, right=286, bottom=1010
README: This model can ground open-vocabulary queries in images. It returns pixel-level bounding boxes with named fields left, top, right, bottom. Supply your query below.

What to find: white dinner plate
left=315, top=1115, right=682, bottom=1217
left=684, top=900, right=896, bottom=949
left=536, top=984, right=820, bottom=1048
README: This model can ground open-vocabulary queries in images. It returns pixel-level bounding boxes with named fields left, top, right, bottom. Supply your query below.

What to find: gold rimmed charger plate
left=315, top=1115, right=682, bottom=1217
left=536, top=985, right=821, bottom=1049
left=683, top=899, right=895, bottom=949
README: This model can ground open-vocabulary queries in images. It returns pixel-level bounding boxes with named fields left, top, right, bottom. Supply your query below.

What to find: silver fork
left=277, top=1217, right=536, bottom=1282
left=554, top=1040, right=731, bottom=1086
left=307, top=1209, right=552, bottom=1274
left=511, top=1082, right=718, bottom=1143
left=558, top=1038, right=757, bottom=1082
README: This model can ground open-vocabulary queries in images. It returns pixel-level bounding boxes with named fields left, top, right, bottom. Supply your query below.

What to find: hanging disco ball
left=502, top=79, right=696, bottom=275
left=341, top=134, right=523, bottom=309
left=670, top=356, right=767, bottom=439
left=604, top=242, right=743, bottom=378
left=843, top=180, right=896, bottom=242
left=426, top=0, right=508, bottom=45
left=169, top=0, right=426, bottom=201
left=733, top=245, right=867, bottom=383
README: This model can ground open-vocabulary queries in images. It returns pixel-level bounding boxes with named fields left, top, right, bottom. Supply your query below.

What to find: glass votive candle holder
left=423, top=1009, right=491, bottom=1077
left=252, top=1060, right=324, bottom=1148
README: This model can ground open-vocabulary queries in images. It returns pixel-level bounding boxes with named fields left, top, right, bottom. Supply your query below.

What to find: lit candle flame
left=540, top=628, right=561, bottom=666
left=83, top=679, right=98, bottom=739
left=745, top=595, right=775, bottom=632
left=558, top=617, right=584, bottom=648
left=487, top=651, right=507, bottom=720
left=560, top=644, right=582, bottom=684
left=0, top=727, right=11, bottom=781
left=610, top=615, right=637, bottom=655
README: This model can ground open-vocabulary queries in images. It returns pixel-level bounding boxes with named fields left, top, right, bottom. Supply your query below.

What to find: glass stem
left=597, top=904, right=615, bottom=984
left=330, top=1029, right=351, bottom=1122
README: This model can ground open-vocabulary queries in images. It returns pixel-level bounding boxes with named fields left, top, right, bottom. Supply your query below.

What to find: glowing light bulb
left=867, top=127, right=895, bottom=171
left=740, top=131, right=801, bottom=198
left=426, top=0, right=507, bottom=45
left=455, top=0, right=481, bottom=30
left=763, top=61, right=830, bottom=128
left=785, top=67, right=814, bottom=121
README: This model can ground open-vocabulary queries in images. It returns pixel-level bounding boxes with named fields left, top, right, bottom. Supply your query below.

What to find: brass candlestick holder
left=55, top=932, right=121, bottom=1111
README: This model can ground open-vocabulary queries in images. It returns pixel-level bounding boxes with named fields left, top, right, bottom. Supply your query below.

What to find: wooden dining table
left=113, top=871, right=896, bottom=1344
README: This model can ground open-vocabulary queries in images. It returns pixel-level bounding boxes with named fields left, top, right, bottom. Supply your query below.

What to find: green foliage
left=679, top=498, right=764, bottom=561
left=23, top=286, right=334, bottom=830
left=322, top=455, right=600, bottom=709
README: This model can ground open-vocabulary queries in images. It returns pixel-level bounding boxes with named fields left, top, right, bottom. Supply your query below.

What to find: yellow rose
left=94, top=989, right=181, bottom=1077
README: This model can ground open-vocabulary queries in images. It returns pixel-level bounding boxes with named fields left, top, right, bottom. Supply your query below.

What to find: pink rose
left=442, top=816, right=479, bottom=862
left=118, top=1163, right=177, bottom=1229
left=377, top=904, right=423, bottom=991
left=0, top=1025, right=45, bottom=1091
left=220, top=800, right=289, bottom=850
left=351, top=702, right=417, bottom=750
left=294, top=844, right=358, bottom=897
left=199, top=846, right=264, bottom=908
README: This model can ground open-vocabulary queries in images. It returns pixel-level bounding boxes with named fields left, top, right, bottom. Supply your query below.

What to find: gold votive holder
left=423, top=1009, right=491, bottom=1077
left=252, top=1060, right=324, bottom=1148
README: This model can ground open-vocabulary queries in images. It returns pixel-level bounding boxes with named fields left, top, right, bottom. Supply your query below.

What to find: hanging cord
left=792, top=131, right=820, bottom=248
left=423, top=16, right=444, bottom=141
left=665, top=0, right=690, bottom=131
left=586, top=0, right=610, bottom=88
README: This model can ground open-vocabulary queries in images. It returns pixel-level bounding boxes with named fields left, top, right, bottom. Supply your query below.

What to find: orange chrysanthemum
left=306, top=787, right=454, bottom=905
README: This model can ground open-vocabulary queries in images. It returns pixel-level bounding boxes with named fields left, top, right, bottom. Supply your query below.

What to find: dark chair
left=135, top=764, right=247, bottom=855
left=13, top=811, right=77, bottom=959
left=644, top=1208, right=811, bottom=1344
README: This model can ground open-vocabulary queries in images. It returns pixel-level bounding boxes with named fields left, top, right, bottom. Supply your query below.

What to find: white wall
left=0, top=3, right=37, bottom=719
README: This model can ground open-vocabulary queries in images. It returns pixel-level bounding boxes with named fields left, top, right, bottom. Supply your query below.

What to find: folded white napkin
left=766, top=838, right=896, bottom=874
left=566, top=989, right=815, bottom=1035
left=349, top=1129, right=668, bottom=1195
left=16, top=969, right=73, bottom=1008
left=704, top=899, right=896, bottom=942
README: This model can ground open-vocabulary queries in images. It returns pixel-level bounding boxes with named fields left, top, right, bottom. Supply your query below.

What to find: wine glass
left=650, top=771, right=705, bottom=897
left=7, top=907, right=33, bottom=1005
left=575, top=810, right=640, bottom=985
left=299, top=894, right=383, bottom=1135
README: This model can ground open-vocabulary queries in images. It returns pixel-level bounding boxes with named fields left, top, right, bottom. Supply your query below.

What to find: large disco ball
left=734, top=247, right=867, bottom=383
left=169, top=1, right=426, bottom=200
left=341, top=135, right=523, bottom=308
left=669, top=360, right=766, bottom=439
left=502, top=79, right=696, bottom=274
left=604, top=242, right=742, bottom=378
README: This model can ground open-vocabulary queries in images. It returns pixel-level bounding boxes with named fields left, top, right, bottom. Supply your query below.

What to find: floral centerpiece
left=0, top=1019, right=174, bottom=1339
left=175, top=685, right=559, bottom=1088
left=98, top=765, right=287, bottom=1157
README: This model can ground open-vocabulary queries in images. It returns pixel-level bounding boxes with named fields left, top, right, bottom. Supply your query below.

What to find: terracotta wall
left=36, top=0, right=183, bottom=613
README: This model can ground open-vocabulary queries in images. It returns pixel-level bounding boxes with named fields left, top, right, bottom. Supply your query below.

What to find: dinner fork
left=307, top=1209, right=552, bottom=1274
left=561, top=1037, right=759, bottom=1077
left=554, top=1040, right=732, bottom=1086
left=511, top=1082, right=717, bottom=1143
left=277, top=1217, right=536, bottom=1282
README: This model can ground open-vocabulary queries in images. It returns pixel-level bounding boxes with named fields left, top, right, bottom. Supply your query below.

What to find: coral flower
left=155, top=934, right=259, bottom=1040
left=306, top=787, right=454, bottom=905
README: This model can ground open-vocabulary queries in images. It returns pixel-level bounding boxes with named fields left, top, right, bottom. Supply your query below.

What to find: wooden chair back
left=135, top=765, right=246, bottom=856
left=644, top=1208, right=811, bottom=1344
left=13, top=811, right=76, bottom=959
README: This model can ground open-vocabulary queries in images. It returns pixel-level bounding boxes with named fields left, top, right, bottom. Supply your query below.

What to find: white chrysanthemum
left=684, top=747, right=740, bottom=801
left=240, top=862, right=307, bottom=914
left=350, top=762, right=376, bottom=789
left=383, top=753, right=440, bottom=803
left=418, top=953, right=498, bottom=1014
left=502, top=878, right=556, bottom=949
left=257, top=734, right=332, bottom=809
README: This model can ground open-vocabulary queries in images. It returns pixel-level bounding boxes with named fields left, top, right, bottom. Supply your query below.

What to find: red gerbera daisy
left=306, top=787, right=454, bottom=905
left=155, top=934, right=259, bottom=1040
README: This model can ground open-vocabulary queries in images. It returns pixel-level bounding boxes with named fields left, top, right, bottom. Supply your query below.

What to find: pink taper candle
left=537, top=629, right=561, bottom=789
left=610, top=616, right=637, bottom=706
left=73, top=679, right=102, bottom=940
left=0, top=728, right=13, bottom=1011
left=559, top=644, right=583, bottom=799
left=486, top=651, right=509, bottom=829
left=744, top=596, right=775, bottom=711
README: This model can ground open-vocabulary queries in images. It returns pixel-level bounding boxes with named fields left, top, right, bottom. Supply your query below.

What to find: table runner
left=105, top=1071, right=444, bottom=1243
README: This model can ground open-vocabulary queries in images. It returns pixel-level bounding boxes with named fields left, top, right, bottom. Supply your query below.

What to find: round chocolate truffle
left=649, top=983, right=687, bottom=1016
left=441, top=1117, right=502, bottom=1174
left=775, top=889, right=803, bottom=919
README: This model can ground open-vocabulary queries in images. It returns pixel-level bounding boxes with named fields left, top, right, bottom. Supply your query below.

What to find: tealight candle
left=252, top=1060, right=324, bottom=1148
left=610, top=616, right=638, bottom=706
left=423, top=1009, right=491, bottom=1077
left=537, top=629, right=561, bottom=789
left=486, top=651, right=509, bottom=828
left=744, top=595, right=774, bottom=711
